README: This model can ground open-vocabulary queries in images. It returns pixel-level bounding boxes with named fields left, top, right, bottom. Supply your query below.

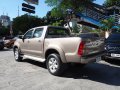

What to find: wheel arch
left=45, top=48, right=67, bottom=63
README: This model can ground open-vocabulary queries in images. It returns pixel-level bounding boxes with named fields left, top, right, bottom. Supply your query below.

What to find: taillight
left=78, top=41, right=85, bottom=56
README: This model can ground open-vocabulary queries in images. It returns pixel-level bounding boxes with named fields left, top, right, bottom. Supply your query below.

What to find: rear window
left=46, top=27, right=70, bottom=38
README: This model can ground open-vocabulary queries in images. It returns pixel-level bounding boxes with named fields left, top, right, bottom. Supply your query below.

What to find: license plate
left=96, top=56, right=101, bottom=62
left=111, top=53, right=120, bottom=57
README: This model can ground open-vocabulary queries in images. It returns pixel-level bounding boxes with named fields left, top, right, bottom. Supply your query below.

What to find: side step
left=24, top=55, right=46, bottom=62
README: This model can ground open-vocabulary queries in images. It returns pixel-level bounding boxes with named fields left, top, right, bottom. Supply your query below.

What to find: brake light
left=78, top=41, right=85, bottom=56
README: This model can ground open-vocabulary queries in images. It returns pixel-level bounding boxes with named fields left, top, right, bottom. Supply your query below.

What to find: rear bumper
left=103, top=52, right=120, bottom=60
left=80, top=51, right=105, bottom=64
left=66, top=51, right=105, bottom=64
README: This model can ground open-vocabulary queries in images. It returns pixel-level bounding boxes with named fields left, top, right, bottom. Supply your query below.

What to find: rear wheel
left=46, top=54, right=65, bottom=76
left=14, top=48, right=23, bottom=62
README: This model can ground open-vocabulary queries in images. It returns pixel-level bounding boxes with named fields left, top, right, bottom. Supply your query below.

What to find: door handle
left=38, top=40, right=41, bottom=42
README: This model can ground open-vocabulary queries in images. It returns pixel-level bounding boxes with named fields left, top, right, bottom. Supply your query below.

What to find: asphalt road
left=0, top=49, right=120, bottom=90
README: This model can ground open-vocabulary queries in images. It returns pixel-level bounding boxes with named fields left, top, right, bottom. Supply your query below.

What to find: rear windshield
left=46, top=27, right=70, bottom=38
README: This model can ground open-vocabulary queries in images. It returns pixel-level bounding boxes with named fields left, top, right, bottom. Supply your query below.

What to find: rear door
left=27, top=28, right=44, bottom=57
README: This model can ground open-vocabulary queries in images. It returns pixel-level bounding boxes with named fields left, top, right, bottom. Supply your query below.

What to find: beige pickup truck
left=13, top=26, right=104, bottom=76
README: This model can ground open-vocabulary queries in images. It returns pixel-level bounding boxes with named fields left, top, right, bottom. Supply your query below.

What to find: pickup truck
left=13, top=26, right=104, bottom=76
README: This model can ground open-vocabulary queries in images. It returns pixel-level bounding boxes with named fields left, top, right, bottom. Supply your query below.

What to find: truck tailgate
left=79, top=34, right=104, bottom=56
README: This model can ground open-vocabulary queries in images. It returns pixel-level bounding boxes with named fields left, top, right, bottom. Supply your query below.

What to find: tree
left=100, top=17, right=115, bottom=31
left=0, top=26, right=10, bottom=36
left=45, top=0, right=96, bottom=33
left=100, top=17, right=115, bottom=38
left=45, top=0, right=95, bottom=17
left=12, top=14, right=44, bottom=35
left=0, top=22, right=10, bottom=36
left=104, top=0, right=120, bottom=7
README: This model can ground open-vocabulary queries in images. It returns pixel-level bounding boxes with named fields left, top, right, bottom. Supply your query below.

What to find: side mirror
left=19, top=35, right=24, bottom=39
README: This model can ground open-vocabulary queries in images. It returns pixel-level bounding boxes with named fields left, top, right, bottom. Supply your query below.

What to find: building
left=0, top=15, right=11, bottom=27
left=76, top=3, right=120, bottom=28
left=107, top=6, right=120, bottom=25
left=66, top=3, right=120, bottom=34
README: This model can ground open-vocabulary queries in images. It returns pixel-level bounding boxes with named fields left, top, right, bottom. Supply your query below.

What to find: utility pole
left=18, top=6, right=19, bottom=17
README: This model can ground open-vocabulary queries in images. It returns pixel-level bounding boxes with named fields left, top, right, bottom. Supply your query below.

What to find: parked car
left=4, top=36, right=15, bottom=48
left=103, top=27, right=120, bottom=59
left=4, top=35, right=22, bottom=49
left=0, top=37, right=4, bottom=50
left=104, top=33, right=120, bottom=60
left=13, top=26, right=104, bottom=76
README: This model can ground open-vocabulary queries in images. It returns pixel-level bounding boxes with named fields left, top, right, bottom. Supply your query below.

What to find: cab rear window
left=46, top=27, right=70, bottom=38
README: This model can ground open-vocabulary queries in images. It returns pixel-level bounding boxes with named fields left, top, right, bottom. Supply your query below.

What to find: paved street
left=0, top=49, right=120, bottom=90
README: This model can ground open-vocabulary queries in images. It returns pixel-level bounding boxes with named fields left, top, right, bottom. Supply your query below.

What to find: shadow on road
left=62, top=62, right=120, bottom=86
left=22, top=59, right=120, bottom=86
left=0, top=48, right=12, bottom=51
left=104, top=59, right=120, bottom=66
left=23, top=59, right=47, bottom=69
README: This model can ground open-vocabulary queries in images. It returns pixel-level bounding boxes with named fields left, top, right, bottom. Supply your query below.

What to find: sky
left=0, top=0, right=105, bottom=20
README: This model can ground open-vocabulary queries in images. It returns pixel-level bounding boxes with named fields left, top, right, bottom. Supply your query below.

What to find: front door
left=20, top=29, right=34, bottom=55
left=27, top=28, right=44, bottom=58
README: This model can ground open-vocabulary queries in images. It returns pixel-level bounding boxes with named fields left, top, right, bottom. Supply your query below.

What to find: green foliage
left=45, top=0, right=95, bottom=34
left=45, top=0, right=95, bottom=17
left=52, top=20, right=64, bottom=26
left=0, top=26, right=10, bottom=36
left=12, top=14, right=44, bottom=35
left=100, top=17, right=115, bottom=31
left=50, top=7, right=65, bottom=17
left=104, top=0, right=120, bottom=7
left=72, top=24, right=79, bottom=33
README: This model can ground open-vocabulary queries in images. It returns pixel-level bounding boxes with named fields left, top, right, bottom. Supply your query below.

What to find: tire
left=14, top=48, right=23, bottom=62
left=46, top=54, right=65, bottom=76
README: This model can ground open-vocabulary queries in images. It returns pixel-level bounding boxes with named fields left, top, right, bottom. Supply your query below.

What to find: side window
left=33, top=28, right=43, bottom=38
left=24, top=30, right=33, bottom=39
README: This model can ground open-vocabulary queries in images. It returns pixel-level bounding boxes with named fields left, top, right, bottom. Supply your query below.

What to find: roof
left=77, top=13, right=102, bottom=28
left=107, top=6, right=120, bottom=10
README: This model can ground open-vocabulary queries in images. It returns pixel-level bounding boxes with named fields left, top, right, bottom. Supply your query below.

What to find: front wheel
left=46, top=54, right=65, bottom=76
left=14, top=48, right=23, bottom=62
